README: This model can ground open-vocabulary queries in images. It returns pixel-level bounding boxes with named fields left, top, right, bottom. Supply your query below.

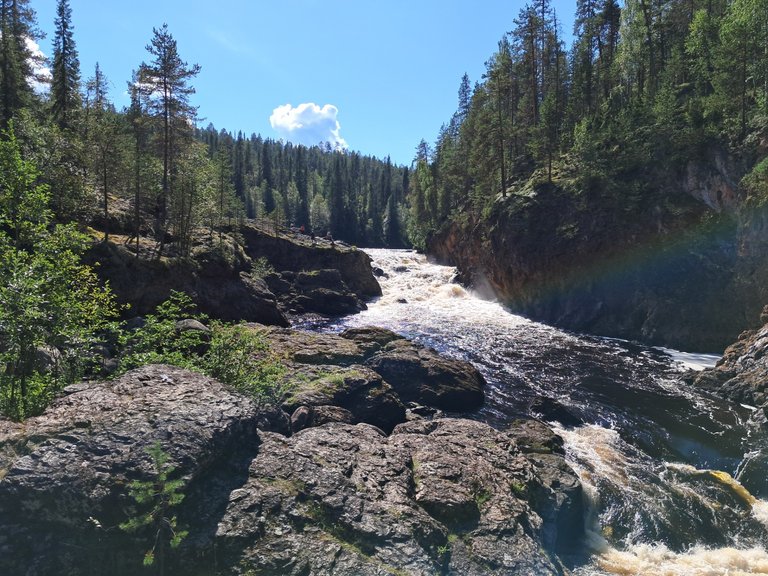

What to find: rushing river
left=302, top=248, right=768, bottom=575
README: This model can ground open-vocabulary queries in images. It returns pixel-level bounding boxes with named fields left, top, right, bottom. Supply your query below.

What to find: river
left=302, top=248, right=768, bottom=575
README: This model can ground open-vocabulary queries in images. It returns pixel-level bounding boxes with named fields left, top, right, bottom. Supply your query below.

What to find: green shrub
left=202, top=322, right=288, bottom=405
left=0, top=125, right=119, bottom=420
left=116, top=291, right=203, bottom=373
left=249, top=256, right=275, bottom=279
left=115, top=291, right=288, bottom=406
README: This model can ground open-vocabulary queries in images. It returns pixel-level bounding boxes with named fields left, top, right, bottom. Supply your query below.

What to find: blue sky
left=34, top=0, right=576, bottom=166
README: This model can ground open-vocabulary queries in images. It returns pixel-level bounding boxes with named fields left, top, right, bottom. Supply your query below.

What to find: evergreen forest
left=0, top=0, right=409, bottom=254
left=1, top=0, right=768, bottom=417
left=408, top=0, right=768, bottom=247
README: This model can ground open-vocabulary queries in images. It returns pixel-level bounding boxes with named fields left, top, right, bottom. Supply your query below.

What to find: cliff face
left=240, top=223, right=382, bottom=298
left=429, top=148, right=767, bottom=352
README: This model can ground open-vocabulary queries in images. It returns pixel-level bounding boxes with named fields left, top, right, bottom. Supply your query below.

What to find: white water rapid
left=304, top=248, right=768, bottom=575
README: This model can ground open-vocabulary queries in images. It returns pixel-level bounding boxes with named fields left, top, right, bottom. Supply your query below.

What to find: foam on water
left=316, top=249, right=768, bottom=574
left=591, top=544, right=768, bottom=575
left=658, top=348, right=722, bottom=371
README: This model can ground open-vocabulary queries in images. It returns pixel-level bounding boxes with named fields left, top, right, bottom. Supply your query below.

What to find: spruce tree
left=0, top=0, right=40, bottom=126
left=50, top=0, right=81, bottom=130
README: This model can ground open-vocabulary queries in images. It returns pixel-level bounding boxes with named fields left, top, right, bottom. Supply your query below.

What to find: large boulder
left=212, top=419, right=582, bottom=576
left=266, top=269, right=368, bottom=316
left=264, top=326, right=487, bottom=416
left=264, top=327, right=364, bottom=365
left=366, top=339, right=486, bottom=411
left=0, top=365, right=262, bottom=576
left=280, top=364, right=406, bottom=433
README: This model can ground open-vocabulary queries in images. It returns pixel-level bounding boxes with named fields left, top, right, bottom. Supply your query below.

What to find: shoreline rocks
left=87, top=222, right=381, bottom=325
left=0, top=327, right=584, bottom=576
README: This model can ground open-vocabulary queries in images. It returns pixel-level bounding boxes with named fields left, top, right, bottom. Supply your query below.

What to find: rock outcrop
left=213, top=419, right=582, bottom=576
left=428, top=147, right=767, bottom=352
left=265, top=268, right=367, bottom=316
left=88, top=222, right=381, bottom=324
left=0, top=364, right=262, bottom=576
left=685, top=308, right=768, bottom=495
left=688, top=307, right=768, bottom=409
left=265, top=326, right=486, bottom=413
left=88, top=237, right=290, bottom=326
left=240, top=223, right=382, bottom=299
left=0, top=364, right=583, bottom=576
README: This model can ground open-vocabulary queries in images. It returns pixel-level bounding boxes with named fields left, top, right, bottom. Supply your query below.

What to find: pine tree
left=0, top=0, right=40, bottom=126
left=295, top=145, right=310, bottom=230
left=328, top=154, right=345, bottom=238
left=137, top=24, right=201, bottom=255
left=85, top=63, right=125, bottom=241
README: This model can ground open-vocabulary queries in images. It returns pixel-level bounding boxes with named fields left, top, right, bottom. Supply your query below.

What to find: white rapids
left=312, top=249, right=768, bottom=575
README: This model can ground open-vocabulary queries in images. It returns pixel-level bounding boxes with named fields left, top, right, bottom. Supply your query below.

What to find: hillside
left=408, top=0, right=768, bottom=351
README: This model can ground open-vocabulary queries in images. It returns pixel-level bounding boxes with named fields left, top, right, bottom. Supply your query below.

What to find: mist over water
left=303, top=249, right=768, bottom=574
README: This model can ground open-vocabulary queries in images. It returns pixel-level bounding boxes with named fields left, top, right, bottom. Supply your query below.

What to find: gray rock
left=281, top=364, right=406, bottom=433
left=290, top=404, right=356, bottom=432
left=692, top=323, right=768, bottom=406
left=366, top=340, right=486, bottom=411
left=0, top=364, right=262, bottom=576
left=340, top=326, right=406, bottom=358
left=174, top=318, right=210, bottom=335
left=213, top=419, right=580, bottom=576
left=0, top=367, right=581, bottom=576
left=33, top=345, right=62, bottom=374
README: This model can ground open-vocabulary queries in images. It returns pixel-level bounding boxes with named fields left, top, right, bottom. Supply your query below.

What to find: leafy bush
left=202, top=322, right=287, bottom=405
left=115, top=291, right=288, bottom=406
left=0, top=125, right=118, bottom=420
left=116, top=291, right=203, bottom=373
left=742, top=157, right=768, bottom=206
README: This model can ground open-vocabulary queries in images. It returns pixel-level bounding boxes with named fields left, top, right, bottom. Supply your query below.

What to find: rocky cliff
left=88, top=222, right=381, bottom=325
left=685, top=306, right=768, bottom=495
left=428, top=148, right=768, bottom=352
left=0, top=328, right=584, bottom=576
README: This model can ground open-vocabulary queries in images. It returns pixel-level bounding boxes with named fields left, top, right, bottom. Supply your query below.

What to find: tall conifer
left=50, top=0, right=80, bottom=130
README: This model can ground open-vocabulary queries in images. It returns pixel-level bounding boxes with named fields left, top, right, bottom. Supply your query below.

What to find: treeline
left=0, top=0, right=408, bottom=256
left=409, top=0, right=768, bottom=245
left=197, top=127, right=409, bottom=247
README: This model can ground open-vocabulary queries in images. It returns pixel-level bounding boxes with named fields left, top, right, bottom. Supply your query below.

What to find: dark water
left=300, top=249, right=768, bottom=575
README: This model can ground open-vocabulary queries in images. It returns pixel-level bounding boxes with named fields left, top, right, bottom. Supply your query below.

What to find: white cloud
left=25, top=37, right=51, bottom=93
left=269, top=102, right=348, bottom=150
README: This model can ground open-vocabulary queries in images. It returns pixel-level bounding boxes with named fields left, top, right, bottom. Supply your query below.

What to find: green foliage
left=742, top=157, right=768, bottom=206
left=201, top=322, right=287, bottom=405
left=249, top=256, right=274, bottom=279
left=115, top=291, right=288, bottom=406
left=0, top=126, right=118, bottom=420
left=120, top=442, right=189, bottom=568
left=116, top=291, right=203, bottom=373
